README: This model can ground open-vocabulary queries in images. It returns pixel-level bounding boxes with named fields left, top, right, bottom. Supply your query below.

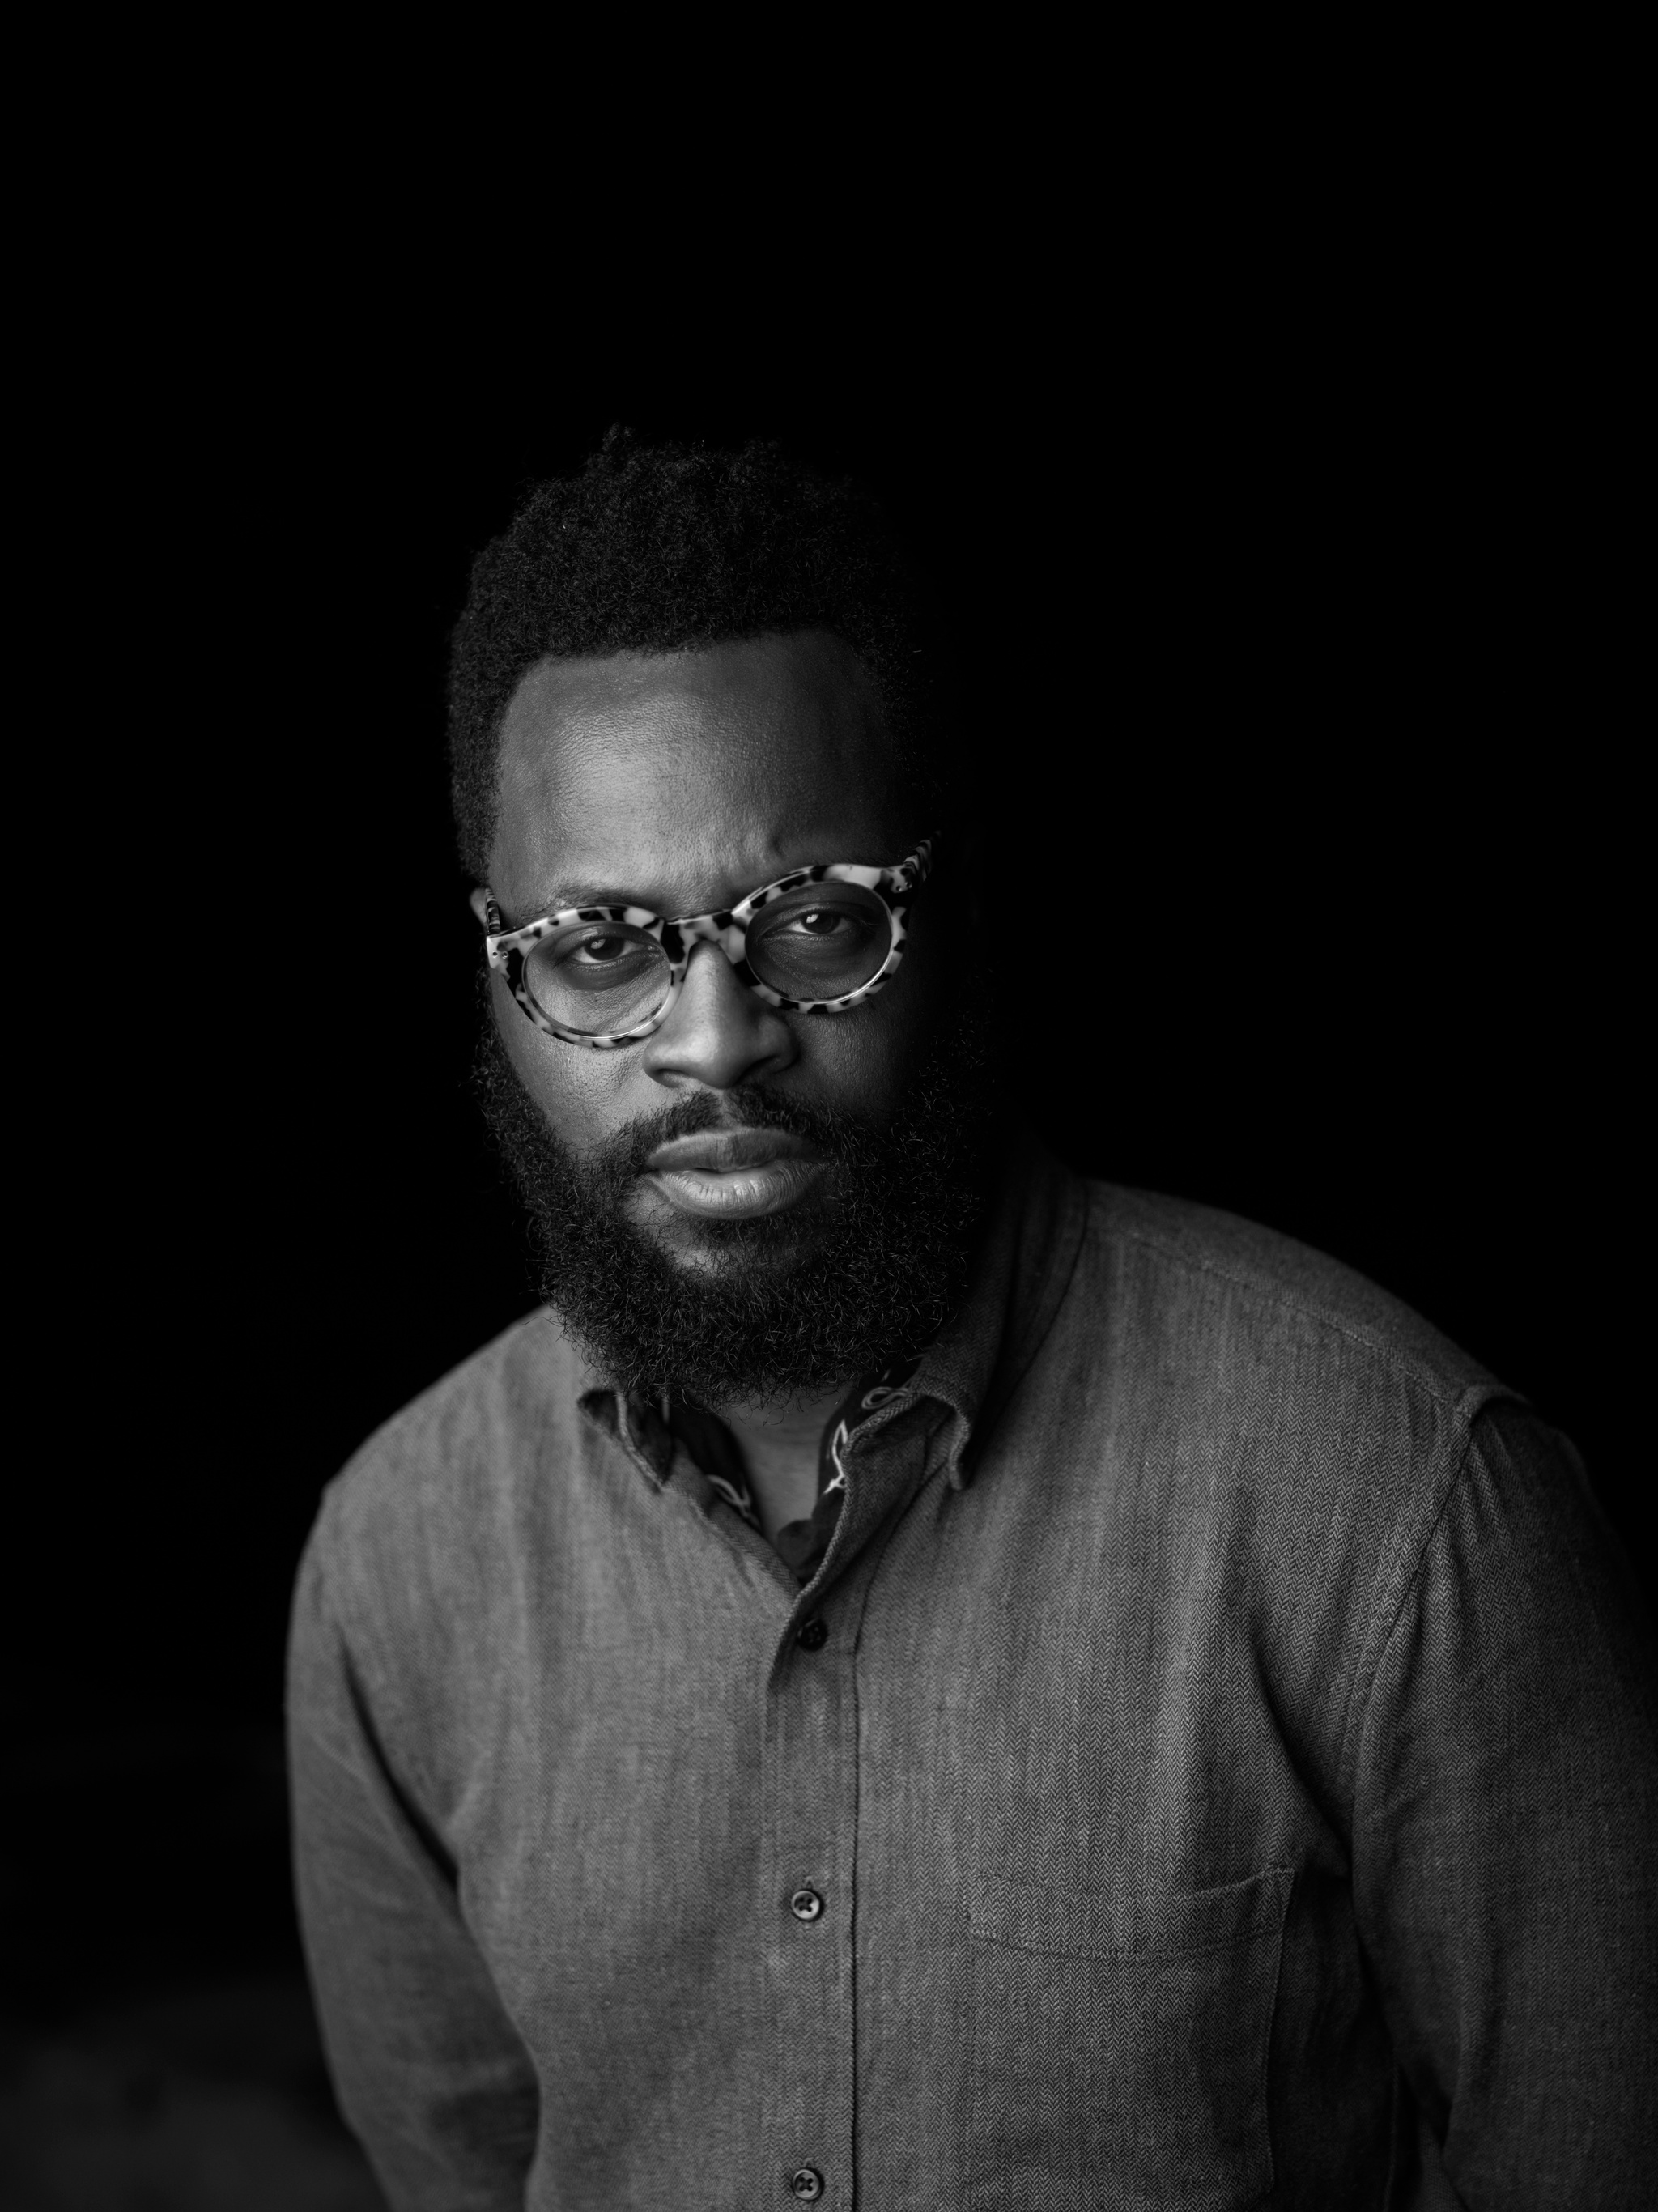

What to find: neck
left=715, top=1382, right=851, bottom=1446
left=713, top=1382, right=852, bottom=1542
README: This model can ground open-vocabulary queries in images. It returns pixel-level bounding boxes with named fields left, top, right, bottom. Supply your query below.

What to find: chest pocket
left=964, top=1865, right=1290, bottom=2211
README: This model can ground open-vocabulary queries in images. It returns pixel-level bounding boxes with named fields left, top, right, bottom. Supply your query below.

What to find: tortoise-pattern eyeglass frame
left=479, top=837, right=936, bottom=1049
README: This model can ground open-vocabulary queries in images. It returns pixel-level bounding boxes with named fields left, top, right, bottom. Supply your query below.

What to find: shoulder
left=1028, top=1179, right=1519, bottom=1582
left=1075, top=1180, right=1501, bottom=1415
left=304, top=1307, right=593, bottom=1628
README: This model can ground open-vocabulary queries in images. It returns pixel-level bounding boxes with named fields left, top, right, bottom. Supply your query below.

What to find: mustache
left=597, top=1087, right=876, bottom=1187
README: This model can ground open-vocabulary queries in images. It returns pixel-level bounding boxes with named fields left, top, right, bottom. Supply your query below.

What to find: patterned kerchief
left=648, top=1347, right=926, bottom=1585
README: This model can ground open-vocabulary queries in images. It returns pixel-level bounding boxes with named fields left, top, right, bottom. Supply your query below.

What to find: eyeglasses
left=480, top=838, right=937, bottom=1049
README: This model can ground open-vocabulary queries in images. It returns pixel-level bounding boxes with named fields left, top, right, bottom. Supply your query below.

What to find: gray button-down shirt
left=287, top=1146, right=1658, bottom=2209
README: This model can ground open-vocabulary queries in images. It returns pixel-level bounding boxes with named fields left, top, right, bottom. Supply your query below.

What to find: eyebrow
left=517, top=869, right=776, bottom=917
left=495, top=883, right=698, bottom=929
left=534, top=884, right=649, bottom=912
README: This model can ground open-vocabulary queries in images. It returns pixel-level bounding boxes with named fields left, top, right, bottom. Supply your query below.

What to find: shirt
left=286, top=1142, right=1658, bottom=2210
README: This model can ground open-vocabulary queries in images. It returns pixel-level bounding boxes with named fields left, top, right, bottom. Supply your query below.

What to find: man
left=288, top=431, right=1657, bottom=2209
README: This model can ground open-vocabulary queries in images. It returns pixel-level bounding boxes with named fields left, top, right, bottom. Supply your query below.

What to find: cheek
left=493, top=977, right=637, bottom=1153
left=797, top=968, right=942, bottom=1123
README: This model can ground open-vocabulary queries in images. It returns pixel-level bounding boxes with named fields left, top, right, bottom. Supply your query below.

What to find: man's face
left=478, top=629, right=993, bottom=1403
left=487, top=632, right=950, bottom=1269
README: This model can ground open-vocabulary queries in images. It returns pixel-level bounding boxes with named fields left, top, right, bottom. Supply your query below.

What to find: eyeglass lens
left=521, top=882, right=895, bottom=1036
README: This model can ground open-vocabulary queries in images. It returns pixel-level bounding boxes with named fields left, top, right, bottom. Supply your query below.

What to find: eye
left=571, top=932, right=632, bottom=965
left=785, top=908, right=849, bottom=937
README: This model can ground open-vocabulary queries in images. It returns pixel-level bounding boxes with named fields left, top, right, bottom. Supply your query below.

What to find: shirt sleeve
left=286, top=1519, right=539, bottom=2211
left=1350, top=1398, right=1658, bottom=2208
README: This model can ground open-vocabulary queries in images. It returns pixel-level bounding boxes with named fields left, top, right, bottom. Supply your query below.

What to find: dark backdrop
left=9, top=326, right=1643, bottom=2061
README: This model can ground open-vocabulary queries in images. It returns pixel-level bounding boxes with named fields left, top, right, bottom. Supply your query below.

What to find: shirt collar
left=902, top=1129, right=1087, bottom=1487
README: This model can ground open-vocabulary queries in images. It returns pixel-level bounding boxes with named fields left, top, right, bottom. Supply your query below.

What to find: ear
left=469, top=886, right=494, bottom=927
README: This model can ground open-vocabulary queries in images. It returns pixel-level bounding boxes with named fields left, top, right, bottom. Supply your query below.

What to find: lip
left=644, top=1129, right=826, bottom=1219
left=647, top=1129, right=815, bottom=1174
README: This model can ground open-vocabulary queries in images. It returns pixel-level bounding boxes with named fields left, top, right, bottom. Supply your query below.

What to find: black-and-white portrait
left=7, top=353, right=1652, bottom=2210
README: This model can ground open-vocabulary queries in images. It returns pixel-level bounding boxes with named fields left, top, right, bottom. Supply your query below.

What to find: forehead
left=491, top=631, right=906, bottom=915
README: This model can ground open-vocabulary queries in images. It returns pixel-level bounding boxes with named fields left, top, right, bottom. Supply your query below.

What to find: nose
left=640, top=942, right=799, bottom=1092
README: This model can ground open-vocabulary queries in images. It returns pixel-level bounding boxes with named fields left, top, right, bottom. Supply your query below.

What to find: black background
left=7, top=245, right=1645, bottom=2079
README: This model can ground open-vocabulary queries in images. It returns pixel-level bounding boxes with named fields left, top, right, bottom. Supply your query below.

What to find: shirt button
left=796, top=1619, right=828, bottom=1651
left=789, top=1887, right=824, bottom=1922
left=790, top=2170, right=824, bottom=2202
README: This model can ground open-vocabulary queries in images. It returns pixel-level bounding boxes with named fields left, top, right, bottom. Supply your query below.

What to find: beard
left=474, top=994, right=1002, bottom=1406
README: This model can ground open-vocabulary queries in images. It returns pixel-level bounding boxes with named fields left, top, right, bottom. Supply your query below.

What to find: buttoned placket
left=587, top=1376, right=972, bottom=2208
left=755, top=1393, right=962, bottom=2210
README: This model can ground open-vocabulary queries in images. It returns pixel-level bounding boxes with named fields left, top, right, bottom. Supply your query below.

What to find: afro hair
left=447, top=427, right=949, bottom=881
